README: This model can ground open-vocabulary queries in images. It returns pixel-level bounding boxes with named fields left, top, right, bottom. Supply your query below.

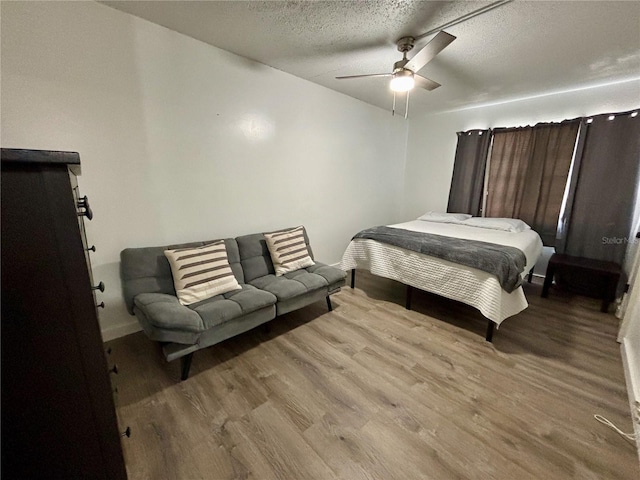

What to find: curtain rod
left=415, top=0, right=514, bottom=41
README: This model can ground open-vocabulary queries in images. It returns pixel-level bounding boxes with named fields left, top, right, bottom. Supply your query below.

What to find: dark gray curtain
left=447, top=129, right=491, bottom=216
left=560, top=111, right=640, bottom=265
left=486, top=120, right=579, bottom=246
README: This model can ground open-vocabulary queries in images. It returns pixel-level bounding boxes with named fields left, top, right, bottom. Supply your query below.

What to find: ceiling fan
left=336, top=31, right=456, bottom=118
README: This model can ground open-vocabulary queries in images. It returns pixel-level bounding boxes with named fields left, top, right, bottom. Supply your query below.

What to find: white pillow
left=164, top=241, right=241, bottom=305
left=463, top=217, right=531, bottom=233
left=417, top=211, right=472, bottom=224
left=264, top=226, right=315, bottom=276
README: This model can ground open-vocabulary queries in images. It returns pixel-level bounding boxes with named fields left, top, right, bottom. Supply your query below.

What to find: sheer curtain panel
left=447, top=129, right=491, bottom=216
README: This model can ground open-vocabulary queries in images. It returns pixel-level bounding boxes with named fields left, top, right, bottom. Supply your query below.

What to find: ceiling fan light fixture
left=335, top=30, right=456, bottom=117
left=390, top=70, right=415, bottom=92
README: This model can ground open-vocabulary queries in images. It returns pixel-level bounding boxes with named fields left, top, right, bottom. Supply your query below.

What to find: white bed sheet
left=340, top=220, right=543, bottom=326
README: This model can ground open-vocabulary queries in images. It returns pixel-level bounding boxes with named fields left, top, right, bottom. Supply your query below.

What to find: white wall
left=618, top=246, right=640, bottom=458
left=1, top=1, right=408, bottom=340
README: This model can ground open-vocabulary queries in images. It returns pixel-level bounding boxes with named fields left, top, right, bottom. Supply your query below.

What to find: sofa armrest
left=134, top=293, right=204, bottom=333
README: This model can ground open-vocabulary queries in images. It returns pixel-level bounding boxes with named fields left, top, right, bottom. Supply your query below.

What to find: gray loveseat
left=120, top=227, right=346, bottom=380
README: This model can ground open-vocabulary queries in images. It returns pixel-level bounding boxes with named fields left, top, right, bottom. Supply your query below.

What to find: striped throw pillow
left=164, top=241, right=241, bottom=305
left=264, top=226, right=315, bottom=276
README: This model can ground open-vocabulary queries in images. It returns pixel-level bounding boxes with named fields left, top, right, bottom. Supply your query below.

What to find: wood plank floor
left=108, top=270, right=639, bottom=479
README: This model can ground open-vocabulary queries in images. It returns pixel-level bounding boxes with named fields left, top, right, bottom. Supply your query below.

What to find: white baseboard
left=101, top=319, right=141, bottom=342
left=620, top=339, right=640, bottom=462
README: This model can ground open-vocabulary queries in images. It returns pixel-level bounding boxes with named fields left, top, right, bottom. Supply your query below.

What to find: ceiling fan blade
left=414, top=75, right=441, bottom=91
left=405, top=31, right=456, bottom=73
left=335, top=73, right=392, bottom=80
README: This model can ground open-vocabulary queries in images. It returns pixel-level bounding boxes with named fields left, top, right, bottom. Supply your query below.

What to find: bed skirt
left=340, top=239, right=529, bottom=326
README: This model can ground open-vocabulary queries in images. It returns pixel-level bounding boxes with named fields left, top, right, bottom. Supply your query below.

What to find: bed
left=340, top=215, right=543, bottom=340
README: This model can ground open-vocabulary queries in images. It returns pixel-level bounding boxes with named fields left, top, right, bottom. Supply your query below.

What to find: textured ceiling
left=101, top=1, right=640, bottom=115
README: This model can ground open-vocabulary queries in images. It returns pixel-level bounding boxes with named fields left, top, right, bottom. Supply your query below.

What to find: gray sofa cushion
left=307, top=262, right=347, bottom=291
left=121, top=238, right=243, bottom=314
left=276, top=288, right=328, bottom=316
left=191, top=285, right=276, bottom=329
left=135, top=285, right=276, bottom=333
left=134, top=293, right=204, bottom=333
left=249, top=269, right=328, bottom=301
left=237, top=227, right=346, bottom=310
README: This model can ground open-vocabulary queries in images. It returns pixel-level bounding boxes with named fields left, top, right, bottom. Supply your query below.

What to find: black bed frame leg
left=180, top=352, right=194, bottom=381
left=405, top=285, right=413, bottom=310
left=527, top=267, right=534, bottom=283
left=326, top=295, right=333, bottom=312
left=485, top=321, right=495, bottom=342
left=350, top=269, right=356, bottom=289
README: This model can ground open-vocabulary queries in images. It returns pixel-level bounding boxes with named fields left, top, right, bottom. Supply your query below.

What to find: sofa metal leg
left=350, top=269, right=355, bottom=289
left=326, top=296, right=333, bottom=312
left=485, top=321, right=495, bottom=342
left=527, top=267, right=534, bottom=283
left=180, top=352, right=194, bottom=381
left=405, top=285, right=413, bottom=310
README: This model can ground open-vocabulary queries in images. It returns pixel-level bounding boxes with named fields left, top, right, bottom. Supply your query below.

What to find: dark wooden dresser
left=1, top=149, right=127, bottom=479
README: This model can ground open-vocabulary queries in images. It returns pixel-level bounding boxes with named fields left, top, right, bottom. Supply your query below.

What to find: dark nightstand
left=541, top=253, right=622, bottom=313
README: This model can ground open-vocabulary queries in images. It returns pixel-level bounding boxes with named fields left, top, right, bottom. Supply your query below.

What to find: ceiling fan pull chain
left=392, top=91, right=396, bottom=116
left=404, top=90, right=410, bottom=119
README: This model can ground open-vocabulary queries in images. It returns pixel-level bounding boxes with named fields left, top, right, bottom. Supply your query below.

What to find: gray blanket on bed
left=353, top=226, right=527, bottom=293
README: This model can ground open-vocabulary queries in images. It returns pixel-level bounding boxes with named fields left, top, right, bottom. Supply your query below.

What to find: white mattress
left=340, top=220, right=543, bottom=326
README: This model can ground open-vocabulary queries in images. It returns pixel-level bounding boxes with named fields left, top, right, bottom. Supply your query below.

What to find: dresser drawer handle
left=96, top=302, right=105, bottom=309
left=92, top=281, right=105, bottom=292
left=77, top=196, right=93, bottom=221
left=109, top=364, right=118, bottom=375
left=121, top=427, right=131, bottom=438
left=86, top=245, right=96, bottom=252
